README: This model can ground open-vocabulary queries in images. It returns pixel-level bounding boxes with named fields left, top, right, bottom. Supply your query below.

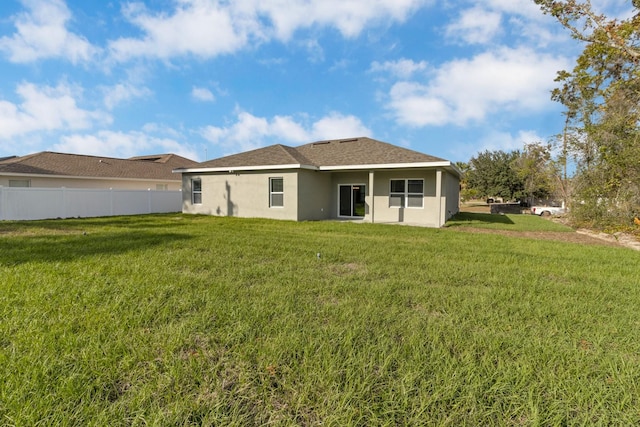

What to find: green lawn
left=446, top=211, right=574, bottom=232
left=1, top=214, right=639, bottom=425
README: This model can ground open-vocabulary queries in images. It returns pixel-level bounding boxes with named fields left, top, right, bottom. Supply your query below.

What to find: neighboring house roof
left=176, top=137, right=461, bottom=176
left=0, top=151, right=198, bottom=181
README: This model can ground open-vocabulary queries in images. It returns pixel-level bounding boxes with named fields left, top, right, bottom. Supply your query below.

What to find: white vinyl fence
left=0, top=187, right=182, bottom=221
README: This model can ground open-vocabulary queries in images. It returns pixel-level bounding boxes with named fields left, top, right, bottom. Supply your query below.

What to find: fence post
left=110, top=188, right=114, bottom=216
left=148, top=188, right=152, bottom=214
left=62, top=187, right=67, bottom=219
left=0, top=186, right=4, bottom=220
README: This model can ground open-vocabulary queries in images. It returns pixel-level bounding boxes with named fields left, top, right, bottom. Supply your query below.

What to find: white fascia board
left=173, top=164, right=317, bottom=174
left=318, top=161, right=453, bottom=171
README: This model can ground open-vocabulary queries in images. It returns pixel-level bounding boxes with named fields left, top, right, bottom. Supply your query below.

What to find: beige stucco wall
left=444, top=171, right=460, bottom=220
left=180, top=167, right=460, bottom=227
left=182, top=171, right=299, bottom=220
left=297, top=169, right=332, bottom=220
left=0, top=175, right=181, bottom=190
left=367, top=170, right=441, bottom=226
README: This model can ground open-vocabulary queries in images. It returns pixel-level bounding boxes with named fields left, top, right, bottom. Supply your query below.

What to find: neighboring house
left=0, top=152, right=197, bottom=190
left=175, top=137, right=461, bottom=227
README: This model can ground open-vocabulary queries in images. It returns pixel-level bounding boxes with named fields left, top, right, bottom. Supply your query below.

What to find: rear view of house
left=175, top=137, right=461, bottom=227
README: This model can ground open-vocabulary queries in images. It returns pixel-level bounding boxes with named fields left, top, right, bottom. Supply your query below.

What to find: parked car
left=530, top=205, right=566, bottom=216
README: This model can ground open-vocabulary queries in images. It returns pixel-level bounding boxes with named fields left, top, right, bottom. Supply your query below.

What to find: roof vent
left=338, top=138, right=358, bottom=143
left=312, top=141, right=331, bottom=146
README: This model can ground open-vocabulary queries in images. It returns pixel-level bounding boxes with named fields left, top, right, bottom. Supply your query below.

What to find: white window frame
left=389, top=178, right=424, bottom=208
left=191, top=179, right=202, bottom=204
left=269, top=177, right=284, bottom=208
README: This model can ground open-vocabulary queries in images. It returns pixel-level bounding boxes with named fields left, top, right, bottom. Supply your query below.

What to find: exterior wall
left=0, top=175, right=181, bottom=190
left=297, top=169, right=332, bottom=220
left=182, top=171, right=299, bottom=220
left=369, top=170, right=441, bottom=227
left=179, top=168, right=460, bottom=227
left=443, top=171, right=460, bottom=220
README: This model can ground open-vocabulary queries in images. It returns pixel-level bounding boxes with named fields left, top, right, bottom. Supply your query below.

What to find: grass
left=446, top=211, right=574, bottom=232
left=1, top=214, right=639, bottom=425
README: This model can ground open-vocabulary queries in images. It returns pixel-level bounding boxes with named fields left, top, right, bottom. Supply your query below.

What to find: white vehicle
left=530, top=205, right=566, bottom=216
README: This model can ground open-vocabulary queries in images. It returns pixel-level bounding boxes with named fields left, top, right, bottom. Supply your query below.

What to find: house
left=175, top=137, right=461, bottom=227
left=0, top=152, right=197, bottom=190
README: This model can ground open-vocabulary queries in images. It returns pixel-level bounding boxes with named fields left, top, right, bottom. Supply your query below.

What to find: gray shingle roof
left=196, top=144, right=314, bottom=168
left=0, top=151, right=197, bottom=180
left=186, top=137, right=447, bottom=170
left=297, top=137, right=445, bottom=166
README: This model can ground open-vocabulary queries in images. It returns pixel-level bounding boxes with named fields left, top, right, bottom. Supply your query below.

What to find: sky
left=0, top=0, right=633, bottom=163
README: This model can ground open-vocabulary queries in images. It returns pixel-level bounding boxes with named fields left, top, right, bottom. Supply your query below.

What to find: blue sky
left=0, top=0, right=632, bottom=162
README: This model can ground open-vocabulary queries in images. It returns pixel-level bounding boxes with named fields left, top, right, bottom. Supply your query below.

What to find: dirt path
left=452, top=226, right=627, bottom=248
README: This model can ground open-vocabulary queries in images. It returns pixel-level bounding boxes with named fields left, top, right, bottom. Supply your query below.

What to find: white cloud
left=0, top=0, right=97, bottom=63
left=442, top=0, right=571, bottom=48
left=55, top=130, right=199, bottom=160
left=387, top=47, right=569, bottom=127
left=191, top=86, right=216, bottom=102
left=445, top=6, right=502, bottom=45
left=309, top=112, right=372, bottom=141
left=108, top=0, right=432, bottom=62
left=254, top=0, right=431, bottom=40
left=447, top=129, right=546, bottom=161
left=370, top=59, right=428, bottom=79
left=483, top=0, right=547, bottom=20
left=200, top=109, right=371, bottom=153
left=388, top=82, right=452, bottom=126
left=102, top=83, right=153, bottom=110
left=478, top=129, right=543, bottom=152
left=0, top=82, right=110, bottom=140
left=108, top=1, right=252, bottom=62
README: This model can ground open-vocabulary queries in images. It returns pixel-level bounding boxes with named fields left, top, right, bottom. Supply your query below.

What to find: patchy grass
left=1, top=214, right=639, bottom=425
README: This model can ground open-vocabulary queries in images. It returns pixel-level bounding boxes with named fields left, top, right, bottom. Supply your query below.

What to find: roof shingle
left=185, top=137, right=446, bottom=170
left=0, top=151, right=197, bottom=180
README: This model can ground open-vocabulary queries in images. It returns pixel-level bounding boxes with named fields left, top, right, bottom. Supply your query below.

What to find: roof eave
left=174, top=161, right=463, bottom=176
left=318, top=161, right=456, bottom=171
left=174, top=164, right=317, bottom=174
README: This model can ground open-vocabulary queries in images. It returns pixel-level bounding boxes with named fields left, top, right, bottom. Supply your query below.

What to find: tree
left=455, top=161, right=477, bottom=201
left=514, top=142, right=561, bottom=205
left=466, top=150, right=523, bottom=201
left=535, top=0, right=640, bottom=227
left=534, top=1, right=640, bottom=62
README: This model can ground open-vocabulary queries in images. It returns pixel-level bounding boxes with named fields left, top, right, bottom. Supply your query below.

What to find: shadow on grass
left=446, top=212, right=515, bottom=227
left=0, top=214, right=187, bottom=233
left=0, top=230, right=191, bottom=265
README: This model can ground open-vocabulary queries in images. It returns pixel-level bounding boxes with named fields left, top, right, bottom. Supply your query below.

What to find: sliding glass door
left=338, top=184, right=366, bottom=218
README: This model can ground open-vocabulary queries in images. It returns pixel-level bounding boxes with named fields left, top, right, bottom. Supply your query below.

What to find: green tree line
left=463, top=1, right=639, bottom=230
left=460, top=143, right=561, bottom=206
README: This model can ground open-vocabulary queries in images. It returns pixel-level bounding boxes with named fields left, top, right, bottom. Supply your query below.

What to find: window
left=191, top=179, right=202, bottom=204
left=389, top=179, right=423, bottom=208
left=270, top=177, right=283, bottom=207
left=9, top=179, right=31, bottom=188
